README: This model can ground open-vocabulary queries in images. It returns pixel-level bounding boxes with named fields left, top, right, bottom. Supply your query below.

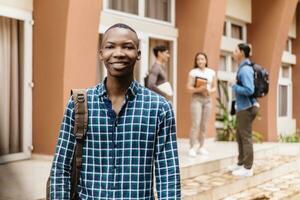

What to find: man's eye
left=105, top=45, right=114, bottom=49
left=124, top=46, right=134, bottom=50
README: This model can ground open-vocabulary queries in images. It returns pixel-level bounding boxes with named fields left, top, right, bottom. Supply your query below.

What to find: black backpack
left=251, top=63, right=269, bottom=98
left=237, top=62, right=269, bottom=98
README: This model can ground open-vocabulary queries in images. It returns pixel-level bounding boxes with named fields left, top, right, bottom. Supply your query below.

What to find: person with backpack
left=49, top=23, right=181, bottom=199
left=146, top=45, right=172, bottom=100
left=227, top=43, right=259, bottom=177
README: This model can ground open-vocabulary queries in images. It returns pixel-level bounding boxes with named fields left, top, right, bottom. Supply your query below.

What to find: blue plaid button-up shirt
left=50, top=79, right=181, bottom=200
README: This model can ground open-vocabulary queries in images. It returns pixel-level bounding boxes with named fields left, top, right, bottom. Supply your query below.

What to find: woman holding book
left=186, top=52, right=217, bottom=157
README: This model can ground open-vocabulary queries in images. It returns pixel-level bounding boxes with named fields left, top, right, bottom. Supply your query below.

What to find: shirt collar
left=239, top=58, right=251, bottom=68
left=97, top=77, right=139, bottom=99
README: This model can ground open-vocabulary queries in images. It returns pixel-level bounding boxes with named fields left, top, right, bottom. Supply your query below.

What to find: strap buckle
left=77, top=93, right=85, bottom=103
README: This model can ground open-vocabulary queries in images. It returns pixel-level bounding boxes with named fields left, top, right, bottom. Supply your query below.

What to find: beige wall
left=248, top=0, right=298, bottom=141
left=226, top=0, right=251, bottom=23
left=33, top=0, right=102, bottom=154
left=0, top=0, right=32, bottom=11
left=176, top=0, right=226, bottom=139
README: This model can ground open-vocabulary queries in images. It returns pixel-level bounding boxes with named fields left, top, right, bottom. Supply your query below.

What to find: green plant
left=216, top=81, right=263, bottom=143
left=279, top=130, right=300, bottom=143
left=216, top=81, right=237, bottom=141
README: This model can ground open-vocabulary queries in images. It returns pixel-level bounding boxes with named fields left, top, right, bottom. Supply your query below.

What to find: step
left=181, top=155, right=300, bottom=200
left=179, top=140, right=279, bottom=179
left=223, top=171, right=300, bottom=200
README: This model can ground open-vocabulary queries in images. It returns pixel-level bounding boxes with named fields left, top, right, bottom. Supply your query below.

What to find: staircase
left=178, top=140, right=300, bottom=200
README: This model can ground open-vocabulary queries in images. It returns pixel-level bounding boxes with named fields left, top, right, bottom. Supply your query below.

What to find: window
left=223, top=21, right=226, bottom=36
left=217, top=53, right=236, bottom=114
left=223, top=19, right=246, bottom=41
left=219, top=55, right=226, bottom=71
left=0, top=5, right=33, bottom=163
left=231, top=56, right=238, bottom=72
left=104, top=0, right=174, bottom=24
left=278, top=65, right=292, bottom=118
left=278, top=85, right=288, bottom=117
left=108, top=0, right=138, bottom=15
left=219, top=53, right=236, bottom=73
left=285, top=38, right=292, bottom=53
left=231, top=23, right=243, bottom=40
left=145, top=0, right=171, bottom=22
left=0, top=16, right=24, bottom=157
left=281, top=66, right=290, bottom=78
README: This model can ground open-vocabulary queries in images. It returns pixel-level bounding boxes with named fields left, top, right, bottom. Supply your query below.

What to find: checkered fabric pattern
left=50, top=79, right=181, bottom=200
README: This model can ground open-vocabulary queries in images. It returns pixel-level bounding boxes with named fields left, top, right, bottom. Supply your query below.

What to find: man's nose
left=113, top=47, right=125, bottom=57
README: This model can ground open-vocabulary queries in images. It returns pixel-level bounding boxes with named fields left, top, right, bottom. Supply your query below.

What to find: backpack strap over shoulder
left=70, top=89, right=88, bottom=200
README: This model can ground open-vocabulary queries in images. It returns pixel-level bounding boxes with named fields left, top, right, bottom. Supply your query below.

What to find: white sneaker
left=232, top=166, right=253, bottom=177
left=227, top=164, right=242, bottom=172
left=188, top=148, right=197, bottom=157
left=198, top=148, right=209, bottom=155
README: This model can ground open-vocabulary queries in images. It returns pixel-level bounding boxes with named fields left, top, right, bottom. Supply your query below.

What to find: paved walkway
left=0, top=139, right=299, bottom=200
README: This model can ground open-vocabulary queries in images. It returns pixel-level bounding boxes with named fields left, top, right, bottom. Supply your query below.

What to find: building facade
left=0, top=0, right=299, bottom=161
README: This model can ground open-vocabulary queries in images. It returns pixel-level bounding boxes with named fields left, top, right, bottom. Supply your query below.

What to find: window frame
left=277, top=65, right=292, bottom=118
left=0, top=5, right=33, bottom=163
left=103, top=0, right=175, bottom=26
left=217, top=52, right=236, bottom=111
left=223, top=18, right=247, bottom=42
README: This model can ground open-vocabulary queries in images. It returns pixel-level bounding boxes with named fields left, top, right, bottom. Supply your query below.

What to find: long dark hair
left=194, top=52, right=208, bottom=68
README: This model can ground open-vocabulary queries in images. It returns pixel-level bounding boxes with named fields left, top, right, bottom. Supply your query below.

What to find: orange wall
left=176, top=0, right=226, bottom=139
left=33, top=0, right=102, bottom=154
left=293, top=4, right=300, bottom=130
left=248, top=0, right=298, bottom=141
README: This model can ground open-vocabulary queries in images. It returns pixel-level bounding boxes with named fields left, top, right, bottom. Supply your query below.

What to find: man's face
left=100, top=28, right=141, bottom=78
left=233, top=47, right=243, bottom=62
left=158, top=50, right=170, bottom=63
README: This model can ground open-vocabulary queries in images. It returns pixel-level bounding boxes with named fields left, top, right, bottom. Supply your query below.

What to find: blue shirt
left=50, top=79, right=181, bottom=200
left=232, top=58, right=257, bottom=112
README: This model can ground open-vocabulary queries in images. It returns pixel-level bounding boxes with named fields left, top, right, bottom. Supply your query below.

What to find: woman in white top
left=186, top=52, right=217, bottom=157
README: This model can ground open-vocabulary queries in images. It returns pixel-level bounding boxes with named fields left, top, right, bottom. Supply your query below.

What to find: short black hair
left=105, top=23, right=137, bottom=34
left=238, top=43, right=251, bottom=58
left=101, top=23, right=139, bottom=48
left=153, top=45, right=168, bottom=58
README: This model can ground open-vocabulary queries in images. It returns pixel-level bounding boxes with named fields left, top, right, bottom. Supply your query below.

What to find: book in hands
left=194, top=77, right=208, bottom=88
left=157, top=81, right=173, bottom=96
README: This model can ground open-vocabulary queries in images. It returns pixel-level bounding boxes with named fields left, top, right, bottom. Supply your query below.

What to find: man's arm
left=233, top=67, right=255, bottom=96
left=148, top=65, right=167, bottom=97
left=155, top=101, right=181, bottom=200
left=50, top=97, right=76, bottom=199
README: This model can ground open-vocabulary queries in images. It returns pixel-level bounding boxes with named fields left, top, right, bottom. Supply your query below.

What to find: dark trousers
left=236, top=106, right=258, bottom=169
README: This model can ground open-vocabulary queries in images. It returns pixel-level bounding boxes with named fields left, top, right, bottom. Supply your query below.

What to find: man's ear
left=99, top=49, right=103, bottom=61
left=137, top=50, right=141, bottom=60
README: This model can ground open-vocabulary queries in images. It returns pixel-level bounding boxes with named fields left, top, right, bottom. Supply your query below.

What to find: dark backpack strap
left=70, top=89, right=88, bottom=200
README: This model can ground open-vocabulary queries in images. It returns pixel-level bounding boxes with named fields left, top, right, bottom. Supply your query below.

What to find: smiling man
left=49, top=23, right=181, bottom=200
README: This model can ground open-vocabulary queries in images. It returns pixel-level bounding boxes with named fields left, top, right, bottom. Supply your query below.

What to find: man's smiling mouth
left=110, top=62, right=129, bottom=70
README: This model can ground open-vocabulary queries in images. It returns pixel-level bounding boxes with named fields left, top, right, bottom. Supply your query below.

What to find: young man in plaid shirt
left=50, top=23, right=181, bottom=200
